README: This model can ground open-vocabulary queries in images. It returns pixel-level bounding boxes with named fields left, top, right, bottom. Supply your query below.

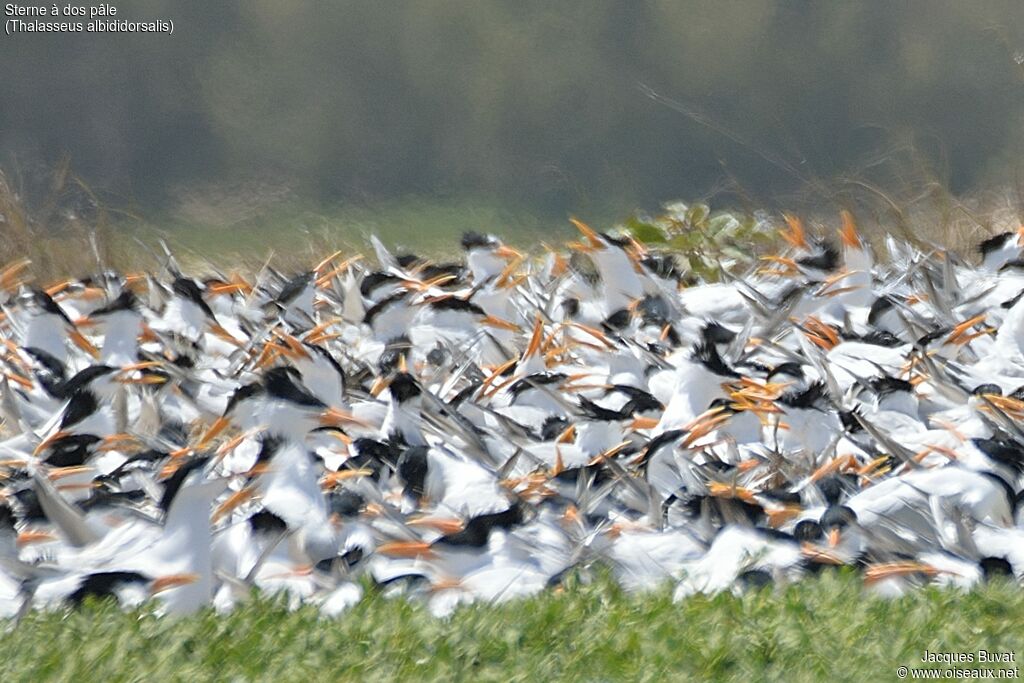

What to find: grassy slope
left=132, top=198, right=575, bottom=270
left=3, top=571, right=1023, bottom=682
left=2, top=195, right=584, bottom=279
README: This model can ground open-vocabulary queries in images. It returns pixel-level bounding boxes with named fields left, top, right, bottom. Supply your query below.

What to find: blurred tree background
left=2, top=0, right=1024, bottom=237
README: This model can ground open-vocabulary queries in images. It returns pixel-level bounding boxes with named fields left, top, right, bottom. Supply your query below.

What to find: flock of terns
left=1, top=213, right=1024, bottom=619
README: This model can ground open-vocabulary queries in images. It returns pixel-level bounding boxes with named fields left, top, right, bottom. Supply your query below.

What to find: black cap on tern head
left=388, top=373, right=421, bottom=404
left=461, top=232, right=496, bottom=251
left=158, top=455, right=212, bottom=513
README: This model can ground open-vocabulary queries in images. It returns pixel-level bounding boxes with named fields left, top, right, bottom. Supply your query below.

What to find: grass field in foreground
left=2, top=570, right=1023, bottom=682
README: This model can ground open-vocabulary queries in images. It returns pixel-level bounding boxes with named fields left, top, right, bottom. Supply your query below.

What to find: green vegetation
left=623, top=202, right=777, bottom=280
left=134, top=197, right=576, bottom=267
left=3, top=571, right=1023, bottom=682
left=0, top=165, right=580, bottom=276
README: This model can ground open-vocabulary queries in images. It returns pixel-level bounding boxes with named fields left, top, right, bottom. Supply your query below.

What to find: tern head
left=89, top=289, right=140, bottom=318
left=866, top=375, right=916, bottom=413
left=701, top=321, right=736, bottom=347
left=819, top=504, right=857, bottom=548
left=158, top=455, right=221, bottom=514
left=24, top=288, right=72, bottom=322
left=397, top=445, right=429, bottom=502
left=386, top=372, right=422, bottom=405
left=690, top=340, right=740, bottom=379
left=979, top=556, right=1014, bottom=581
left=248, top=509, right=288, bottom=536
left=461, top=232, right=522, bottom=283
left=979, top=230, right=1024, bottom=270
left=263, top=366, right=326, bottom=408
left=0, top=503, right=16, bottom=555
left=328, top=489, right=366, bottom=520
left=171, top=277, right=216, bottom=319
left=792, top=519, right=824, bottom=543
left=778, top=380, right=830, bottom=412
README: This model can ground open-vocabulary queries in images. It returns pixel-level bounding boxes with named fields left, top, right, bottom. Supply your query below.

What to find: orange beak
left=495, top=244, right=523, bottom=260
left=321, top=468, right=373, bottom=489
left=115, top=362, right=169, bottom=385
left=209, top=324, right=242, bottom=347
left=863, top=561, right=938, bottom=585
left=273, top=329, right=312, bottom=361
left=629, top=415, right=660, bottom=431
left=555, top=424, right=576, bottom=444
left=370, top=375, right=391, bottom=397
left=16, top=530, right=58, bottom=547
left=80, top=287, right=106, bottom=302
left=33, top=430, right=71, bottom=456
left=197, top=416, right=230, bottom=449
left=68, top=328, right=100, bottom=359
left=779, top=214, right=809, bottom=250
left=402, top=274, right=457, bottom=292
left=801, top=316, right=840, bottom=350
left=208, top=282, right=249, bottom=296
left=946, top=314, right=988, bottom=346
left=683, top=414, right=733, bottom=447
left=856, top=455, right=892, bottom=479
left=587, top=440, right=631, bottom=466
left=570, top=217, right=605, bottom=250
left=765, top=505, right=801, bottom=528
left=47, top=465, right=94, bottom=481
left=376, top=540, right=435, bottom=558
left=3, top=371, right=33, bottom=390
left=212, top=486, right=258, bottom=523
left=839, top=210, right=861, bottom=249
left=407, top=516, right=465, bottom=535
left=214, top=428, right=262, bottom=458
left=304, top=318, right=344, bottom=345
left=320, top=407, right=370, bottom=428
left=551, top=447, right=566, bottom=477
left=706, top=481, right=758, bottom=504
left=567, top=322, right=615, bottom=350
left=244, top=462, right=273, bottom=477
left=979, top=394, right=1024, bottom=420
left=45, top=279, right=72, bottom=297
left=117, top=374, right=169, bottom=386
left=98, top=433, right=141, bottom=452
left=481, top=315, right=521, bottom=332
left=314, top=250, right=345, bottom=275
left=480, top=357, right=518, bottom=394
left=495, top=255, right=527, bottom=289
left=800, top=543, right=845, bottom=566
left=524, top=316, right=545, bottom=359
left=138, top=323, right=159, bottom=344
left=735, top=458, right=762, bottom=473
left=550, top=250, right=569, bottom=278
left=254, top=342, right=286, bottom=369
left=809, top=455, right=857, bottom=483
left=150, top=573, right=200, bottom=594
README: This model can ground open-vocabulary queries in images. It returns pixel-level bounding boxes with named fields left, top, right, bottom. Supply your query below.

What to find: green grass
left=3, top=570, right=1023, bottom=682
left=2, top=186, right=593, bottom=278
left=130, top=197, right=580, bottom=271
